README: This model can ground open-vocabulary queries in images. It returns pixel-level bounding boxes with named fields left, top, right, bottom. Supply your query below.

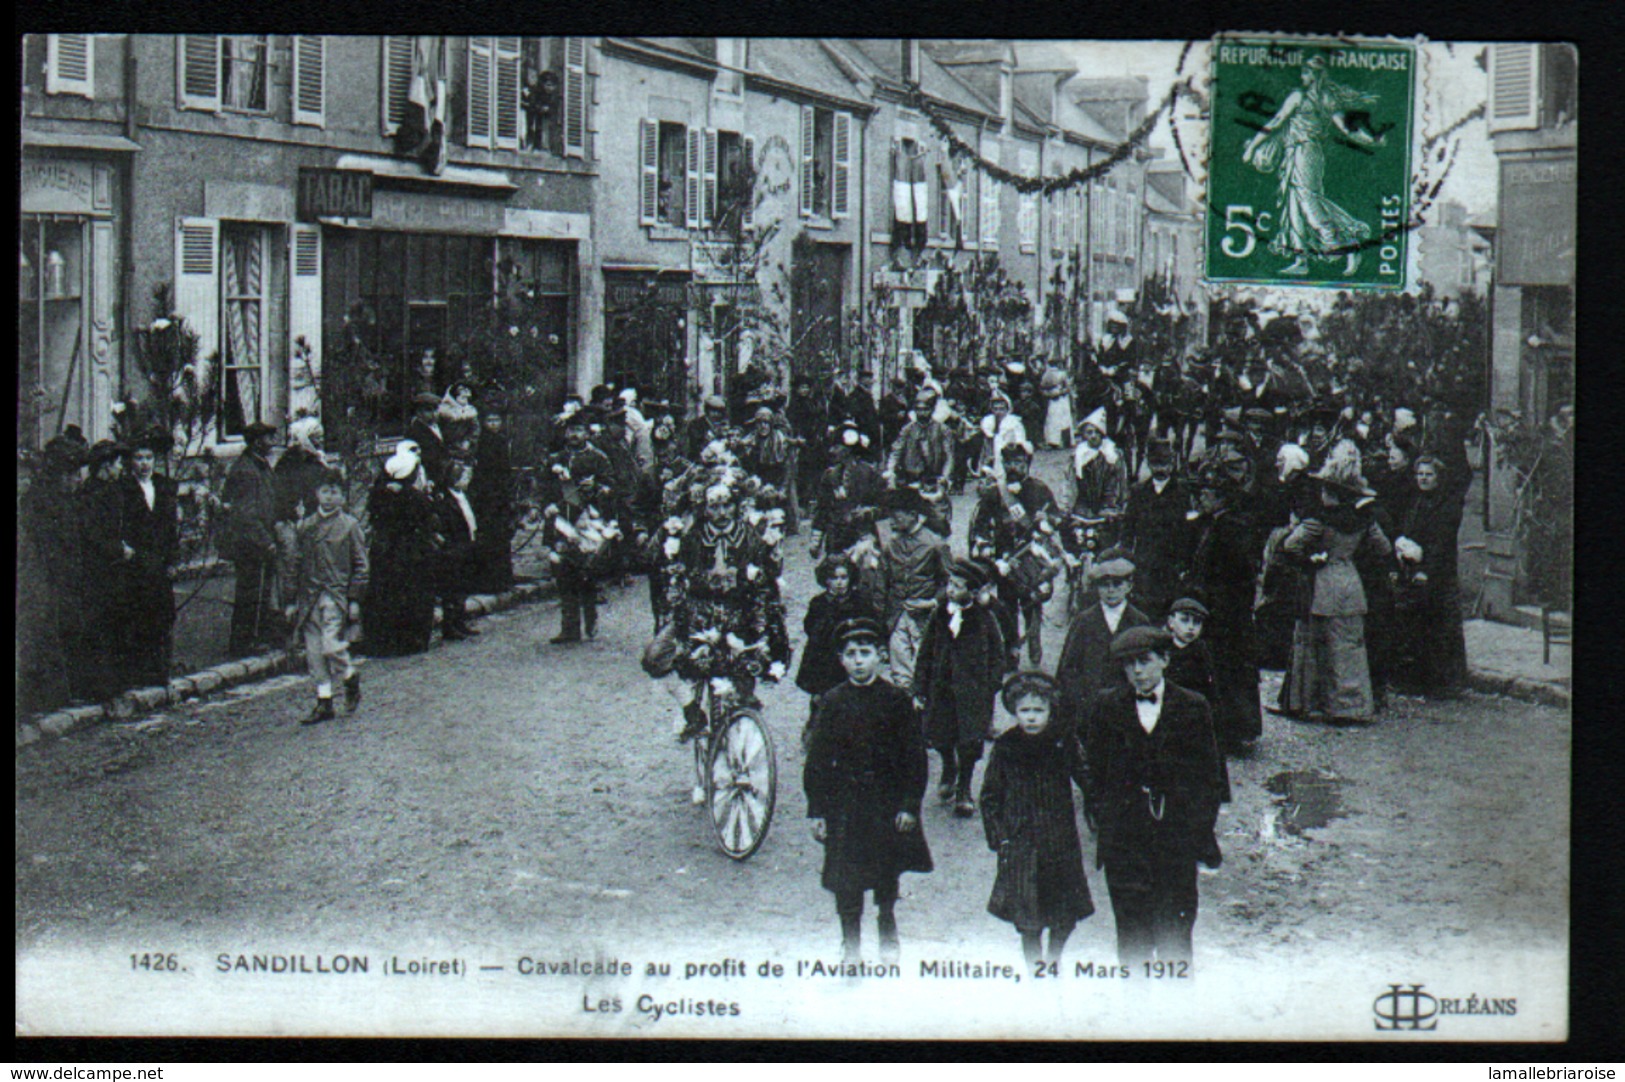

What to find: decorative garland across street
left=906, top=80, right=1194, bottom=196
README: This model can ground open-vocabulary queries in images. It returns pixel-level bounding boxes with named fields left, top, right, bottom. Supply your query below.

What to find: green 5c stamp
left=1206, top=35, right=1415, bottom=289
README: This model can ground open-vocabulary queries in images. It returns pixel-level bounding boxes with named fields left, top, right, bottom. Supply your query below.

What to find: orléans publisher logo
left=1373, top=984, right=1438, bottom=1031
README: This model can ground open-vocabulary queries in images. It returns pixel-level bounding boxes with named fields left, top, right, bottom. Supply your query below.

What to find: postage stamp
left=1205, top=35, right=1417, bottom=289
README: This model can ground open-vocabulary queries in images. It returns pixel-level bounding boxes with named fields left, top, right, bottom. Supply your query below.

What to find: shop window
left=19, top=217, right=88, bottom=449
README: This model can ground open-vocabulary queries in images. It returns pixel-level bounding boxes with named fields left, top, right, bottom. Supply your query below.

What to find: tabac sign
left=297, top=168, right=373, bottom=222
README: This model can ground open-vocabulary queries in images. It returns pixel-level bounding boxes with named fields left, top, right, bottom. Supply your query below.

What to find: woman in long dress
left=1280, top=443, right=1393, bottom=722
left=1041, top=359, right=1074, bottom=448
left=1392, top=454, right=1469, bottom=695
left=1242, top=56, right=1387, bottom=277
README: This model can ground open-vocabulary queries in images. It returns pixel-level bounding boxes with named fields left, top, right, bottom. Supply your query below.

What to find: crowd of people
left=15, top=385, right=518, bottom=722
left=16, top=336, right=1482, bottom=968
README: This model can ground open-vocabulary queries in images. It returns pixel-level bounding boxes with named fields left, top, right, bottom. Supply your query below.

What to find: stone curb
left=16, top=578, right=556, bottom=749
left=1465, top=670, right=1571, bottom=709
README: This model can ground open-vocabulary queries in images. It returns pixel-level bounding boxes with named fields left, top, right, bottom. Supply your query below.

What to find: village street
left=16, top=452, right=1569, bottom=1028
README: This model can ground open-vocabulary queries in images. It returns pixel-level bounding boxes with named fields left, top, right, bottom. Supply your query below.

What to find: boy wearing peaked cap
left=1055, top=547, right=1150, bottom=733
left=804, top=617, right=933, bottom=966
left=281, top=467, right=368, bottom=725
left=1081, top=625, right=1225, bottom=971
left=914, top=557, right=1012, bottom=818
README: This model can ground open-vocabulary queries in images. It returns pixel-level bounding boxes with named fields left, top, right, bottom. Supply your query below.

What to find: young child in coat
left=980, top=670, right=1095, bottom=969
left=796, top=553, right=880, bottom=749
left=1164, top=595, right=1233, bottom=816
left=1163, top=596, right=1220, bottom=707
left=281, top=468, right=369, bottom=725
left=804, top=617, right=933, bottom=965
left=914, top=558, right=1011, bottom=817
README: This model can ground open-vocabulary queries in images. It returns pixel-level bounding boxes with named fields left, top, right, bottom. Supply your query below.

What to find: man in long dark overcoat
left=222, top=420, right=281, bottom=657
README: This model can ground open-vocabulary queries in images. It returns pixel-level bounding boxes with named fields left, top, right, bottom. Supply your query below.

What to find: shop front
left=19, top=155, right=123, bottom=448
left=602, top=268, right=690, bottom=412
left=317, top=178, right=582, bottom=458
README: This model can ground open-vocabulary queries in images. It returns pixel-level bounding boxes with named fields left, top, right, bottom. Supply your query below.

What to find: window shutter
left=467, top=37, right=494, bottom=148
left=178, top=35, right=221, bottom=112
left=1019, top=147, right=1038, bottom=252
left=799, top=105, right=816, bottom=218
left=832, top=111, right=853, bottom=219
left=563, top=37, right=588, bottom=158
left=1489, top=43, right=1540, bottom=133
left=685, top=126, right=701, bottom=229
left=980, top=138, right=1000, bottom=247
left=292, top=35, right=325, bottom=127
left=288, top=224, right=323, bottom=414
left=638, top=118, right=659, bottom=226
left=702, top=128, right=719, bottom=228
left=742, top=134, right=757, bottom=229
left=174, top=218, right=220, bottom=369
left=46, top=34, right=94, bottom=98
left=382, top=35, right=414, bottom=135
left=495, top=37, right=521, bottom=150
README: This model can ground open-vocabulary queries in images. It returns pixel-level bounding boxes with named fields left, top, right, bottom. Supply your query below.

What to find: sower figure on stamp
left=1083, top=627, right=1225, bottom=972
left=804, top=617, right=933, bottom=966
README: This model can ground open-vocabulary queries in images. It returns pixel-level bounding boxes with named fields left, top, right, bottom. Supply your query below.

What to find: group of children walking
left=800, top=543, right=1227, bottom=972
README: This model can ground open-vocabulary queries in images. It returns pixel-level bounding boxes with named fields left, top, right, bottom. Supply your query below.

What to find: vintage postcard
left=16, top=33, right=1573, bottom=1042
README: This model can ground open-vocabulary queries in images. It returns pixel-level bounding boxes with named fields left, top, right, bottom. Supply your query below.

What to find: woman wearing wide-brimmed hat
left=1278, top=440, right=1393, bottom=722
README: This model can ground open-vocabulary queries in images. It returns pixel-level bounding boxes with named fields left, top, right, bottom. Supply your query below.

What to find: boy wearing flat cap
left=1082, top=626, right=1225, bottom=971
left=914, top=557, right=1011, bottom=817
left=1055, top=547, right=1150, bottom=732
left=804, top=617, right=933, bottom=965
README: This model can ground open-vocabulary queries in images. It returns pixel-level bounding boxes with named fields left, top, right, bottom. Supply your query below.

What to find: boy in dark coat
left=914, top=558, right=1011, bottom=817
left=805, top=617, right=933, bottom=965
left=1083, top=627, right=1226, bottom=971
left=980, top=670, right=1095, bottom=969
left=1054, top=549, right=1150, bottom=732
left=796, top=554, right=880, bottom=746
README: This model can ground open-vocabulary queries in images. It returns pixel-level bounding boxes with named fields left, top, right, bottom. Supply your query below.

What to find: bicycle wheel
left=707, top=709, right=777, bottom=860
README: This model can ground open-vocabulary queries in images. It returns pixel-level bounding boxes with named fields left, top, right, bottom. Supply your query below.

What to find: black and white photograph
left=15, top=33, right=1574, bottom=1040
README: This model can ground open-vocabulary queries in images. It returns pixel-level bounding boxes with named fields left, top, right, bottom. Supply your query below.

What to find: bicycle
left=682, top=636, right=778, bottom=861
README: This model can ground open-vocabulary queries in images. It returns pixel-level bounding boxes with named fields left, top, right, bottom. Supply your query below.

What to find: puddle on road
left=1265, top=769, right=1350, bottom=837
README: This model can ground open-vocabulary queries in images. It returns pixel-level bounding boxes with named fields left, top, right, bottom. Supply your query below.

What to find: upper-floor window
left=637, top=120, right=691, bottom=228
left=802, top=106, right=853, bottom=220
left=467, top=36, right=522, bottom=150
left=45, top=34, right=94, bottom=98
left=714, top=38, right=745, bottom=97
left=178, top=34, right=270, bottom=114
